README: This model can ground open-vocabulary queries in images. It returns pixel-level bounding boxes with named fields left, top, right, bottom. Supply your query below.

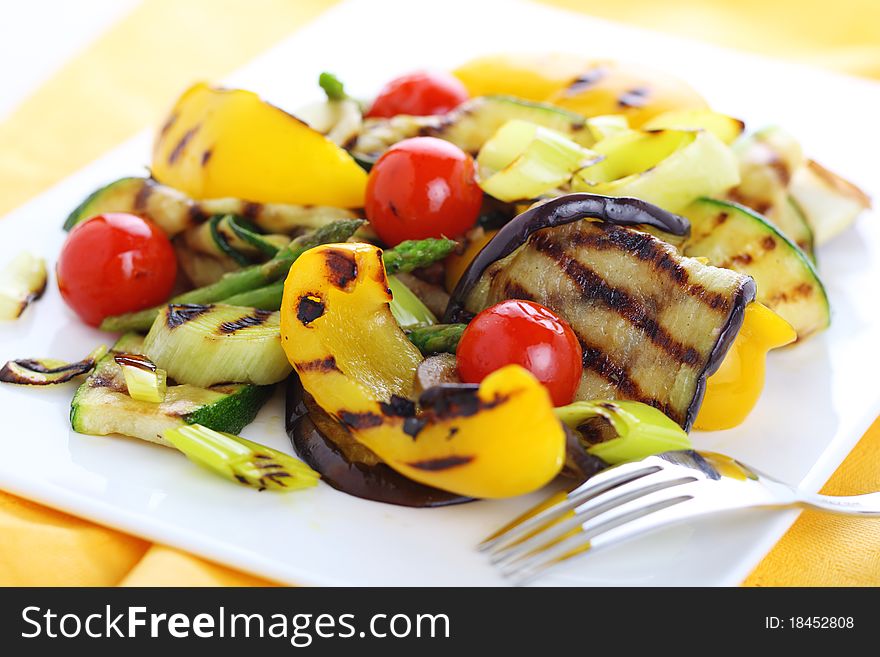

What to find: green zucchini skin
left=63, top=177, right=357, bottom=235
left=70, top=334, right=271, bottom=447
left=681, top=198, right=830, bottom=340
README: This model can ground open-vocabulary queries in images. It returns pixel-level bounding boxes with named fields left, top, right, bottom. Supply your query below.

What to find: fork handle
left=800, top=492, right=880, bottom=517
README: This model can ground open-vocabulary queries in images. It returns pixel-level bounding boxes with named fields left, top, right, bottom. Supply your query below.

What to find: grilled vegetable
left=641, top=109, right=744, bottom=144
left=181, top=214, right=289, bottom=270
left=556, top=400, right=692, bottom=465
left=727, top=127, right=814, bottom=256
left=388, top=276, right=436, bottom=329
left=545, top=60, right=708, bottom=127
left=453, top=53, right=595, bottom=102
left=286, top=379, right=469, bottom=507
left=164, top=423, right=319, bottom=492
left=143, top=304, right=291, bottom=387
left=152, top=83, right=367, bottom=208
left=380, top=237, right=457, bottom=275
left=1, top=345, right=106, bottom=385
left=790, top=159, right=871, bottom=245
left=680, top=198, right=829, bottom=340
left=115, top=353, right=167, bottom=403
left=100, top=218, right=364, bottom=333
left=477, top=119, right=601, bottom=202
left=352, top=95, right=607, bottom=162
left=405, top=324, right=466, bottom=355
left=446, top=194, right=755, bottom=430
left=280, top=242, right=566, bottom=498
left=694, top=302, right=796, bottom=430
left=572, top=127, right=740, bottom=213
left=70, top=334, right=272, bottom=445
left=64, top=176, right=358, bottom=235
left=0, top=253, right=47, bottom=320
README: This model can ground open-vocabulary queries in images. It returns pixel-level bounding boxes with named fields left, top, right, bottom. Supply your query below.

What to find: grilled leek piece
left=70, top=334, right=272, bottom=446
left=143, top=304, right=291, bottom=387
left=446, top=195, right=755, bottom=430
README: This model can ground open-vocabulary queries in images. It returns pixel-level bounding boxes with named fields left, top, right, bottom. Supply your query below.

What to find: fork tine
left=491, top=468, right=697, bottom=567
left=506, top=493, right=694, bottom=585
left=479, top=461, right=663, bottom=553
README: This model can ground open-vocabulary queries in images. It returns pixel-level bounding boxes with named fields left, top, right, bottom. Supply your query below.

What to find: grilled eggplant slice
left=64, top=176, right=357, bottom=235
left=446, top=194, right=755, bottom=430
left=680, top=198, right=829, bottom=340
left=286, top=377, right=470, bottom=507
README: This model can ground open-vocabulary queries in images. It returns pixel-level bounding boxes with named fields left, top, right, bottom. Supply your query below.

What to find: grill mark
left=295, top=356, right=340, bottom=373
left=566, top=226, right=731, bottom=310
left=324, top=249, right=358, bottom=290
left=133, top=181, right=153, bottom=213
left=767, top=282, right=814, bottom=304
left=407, top=455, right=475, bottom=471
left=242, top=202, right=261, bottom=220
left=296, top=295, right=324, bottom=325
left=565, top=65, right=609, bottom=95
left=379, top=395, right=416, bottom=418
left=490, top=276, right=680, bottom=423
left=419, top=385, right=507, bottom=420
left=338, top=410, right=383, bottom=430
left=762, top=235, right=777, bottom=250
left=201, top=149, right=213, bottom=166
left=187, top=203, right=210, bottom=224
left=166, top=303, right=212, bottom=328
left=731, top=253, right=753, bottom=266
left=618, top=86, right=650, bottom=108
left=531, top=233, right=702, bottom=367
left=218, top=309, right=273, bottom=334
left=167, top=125, right=200, bottom=165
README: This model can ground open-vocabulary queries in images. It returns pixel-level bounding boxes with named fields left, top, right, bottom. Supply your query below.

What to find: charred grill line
left=406, top=455, right=475, bottom=471
left=295, top=356, right=341, bottom=373
left=167, top=125, right=200, bottom=166
left=324, top=249, right=358, bottom=290
left=531, top=232, right=702, bottom=367
left=133, top=180, right=154, bottom=213
left=296, top=295, right=325, bottom=325
left=165, top=303, right=212, bottom=329
left=217, top=309, right=273, bottom=334
left=566, top=225, right=732, bottom=311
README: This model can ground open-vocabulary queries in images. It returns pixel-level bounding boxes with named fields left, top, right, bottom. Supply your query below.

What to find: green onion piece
left=388, top=276, right=436, bottom=329
left=319, top=71, right=347, bottom=101
left=0, top=252, right=47, bottom=320
left=115, top=353, right=167, bottom=403
left=163, top=424, right=320, bottom=492
left=477, top=119, right=602, bottom=202
left=555, top=400, right=691, bottom=465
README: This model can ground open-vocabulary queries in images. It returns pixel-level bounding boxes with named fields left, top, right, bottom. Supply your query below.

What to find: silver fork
left=481, top=450, right=880, bottom=585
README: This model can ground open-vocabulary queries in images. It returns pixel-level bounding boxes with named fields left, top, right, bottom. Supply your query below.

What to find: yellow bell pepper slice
left=152, top=83, right=367, bottom=208
left=545, top=60, right=708, bottom=127
left=695, top=302, right=796, bottom=431
left=280, top=242, right=565, bottom=498
left=572, top=128, right=740, bottom=213
left=641, top=109, right=745, bottom=145
left=453, top=53, right=594, bottom=102
left=445, top=230, right=498, bottom=293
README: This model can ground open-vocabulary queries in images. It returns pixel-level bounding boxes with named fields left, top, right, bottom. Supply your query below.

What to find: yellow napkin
left=1, top=0, right=878, bottom=587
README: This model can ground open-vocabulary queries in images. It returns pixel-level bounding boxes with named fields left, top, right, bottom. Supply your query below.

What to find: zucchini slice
left=70, top=334, right=272, bottom=446
left=64, top=177, right=358, bottom=235
left=446, top=195, right=754, bottom=430
left=352, top=95, right=605, bottom=162
left=680, top=198, right=829, bottom=340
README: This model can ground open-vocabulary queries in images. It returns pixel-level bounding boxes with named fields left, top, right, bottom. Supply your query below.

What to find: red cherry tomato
left=365, top=137, right=483, bottom=246
left=57, top=213, right=177, bottom=326
left=366, top=70, right=469, bottom=118
left=457, top=300, right=583, bottom=406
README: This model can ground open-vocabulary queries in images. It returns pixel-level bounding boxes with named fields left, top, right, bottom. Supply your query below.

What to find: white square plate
left=1, top=0, right=878, bottom=586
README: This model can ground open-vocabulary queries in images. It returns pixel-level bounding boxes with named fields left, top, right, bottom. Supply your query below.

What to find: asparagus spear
left=100, top=219, right=364, bottom=333
left=382, top=237, right=457, bottom=275
left=406, top=323, right=466, bottom=355
left=214, top=240, right=460, bottom=312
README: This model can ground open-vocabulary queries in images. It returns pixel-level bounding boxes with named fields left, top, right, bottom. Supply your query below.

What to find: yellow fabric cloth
left=0, top=0, right=877, bottom=587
